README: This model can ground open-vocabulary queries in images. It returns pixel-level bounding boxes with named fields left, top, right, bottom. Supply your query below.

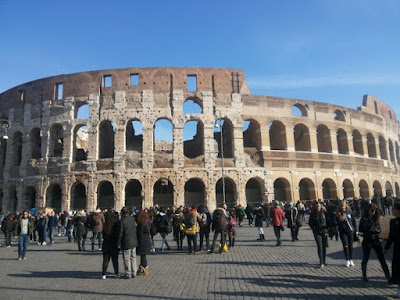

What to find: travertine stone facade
left=0, top=67, right=399, bottom=213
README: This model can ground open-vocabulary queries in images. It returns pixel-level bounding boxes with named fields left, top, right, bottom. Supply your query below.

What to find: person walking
left=271, top=201, right=285, bottom=246
left=198, top=205, right=212, bottom=252
left=309, top=201, right=328, bottom=268
left=136, top=210, right=152, bottom=276
left=155, top=208, right=171, bottom=252
left=210, top=204, right=228, bottom=253
left=74, top=210, right=88, bottom=251
left=172, top=207, right=185, bottom=250
left=227, top=209, right=237, bottom=248
left=36, top=211, right=48, bottom=245
left=184, top=206, right=202, bottom=254
left=254, top=204, right=265, bottom=241
left=13, top=211, right=34, bottom=260
left=383, top=201, right=400, bottom=298
left=1, top=214, right=15, bottom=247
left=245, top=205, right=254, bottom=227
left=118, top=207, right=138, bottom=279
left=285, top=202, right=300, bottom=242
left=336, top=201, right=357, bottom=267
left=101, top=212, right=120, bottom=279
left=91, top=209, right=105, bottom=251
left=47, top=211, right=58, bottom=245
left=235, top=204, right=245, bottom=227
left=359, top=203, right=390, bottom=282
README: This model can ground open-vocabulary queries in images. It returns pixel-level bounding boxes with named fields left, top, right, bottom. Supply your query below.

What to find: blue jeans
left=38, top=227, right=47, bottom=244
left=58, top=225, right=66, bottom=236
left=160, top=232, right=169, bottom=250
left=92, top=232, right=103, bottom=250
left=18, top=234, right=29, bottom=258
left=4, top=231, right=13, bottom=246
left=48, top=226, right=56, bottom=243
left=187, top=233, right=198, bottom=253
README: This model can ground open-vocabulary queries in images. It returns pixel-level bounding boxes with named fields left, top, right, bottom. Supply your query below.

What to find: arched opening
left=46, top=184, right=62, bottom=213
left=334, top=110, right=345, bottom=122
left=30, top=128, right=42, bottom=159
left=359, top=180, right=370, bottom=199
left=9, top=185, right=17, bottom=213
left=184, top=120, right=204, bottom=158
left=71, top=182, right=86, bottom=210
left=0, top=139, right=6, bottom=172
left=274, top=178, right=292, bottom=202
left=396, top=142, right=400, bottom=164
left=269, top=121, right=287, bottom=150
left=317, top=124, right=332, bottom=153
left=299, top=178, right=316, bottom=201
left=322, top=178, right=337, bottom=200
left=243, top=119, right=261, bottom=149
left=49, top=124, right=64, bottom=157
left=389, top=139, right=395, bottom=162
left=337, top=128, right=349, bottom=155
left=73, top=125, right=88, bottom=161
left=23, top=186, right=36, bottom=211
left=291, top=104, right=307, bottom=117
left=98, top=181, right=115, bottom=210
left=125, top=179, right=143, bottom=209
left=352, top=130, right=364, bottom=155
left=217, top=177, right=236, bottom=207
left=183, top=98, right=203, bottom=114
left=154, top=119, right=173, bottom=168
left=373, top=180, right=382, bottom=197
left=245, top=178, right=263, bottom=207
left=153, top=179, right=174, bottom=207
left=126, top=120, right=143, bottom=153
left=342, top=179, right=354, bottom=199
left=367, top=133, right=377, bottom=158
left=379, top=136, right=388, bottom=160
left=214, top=118, right=234, bottom=158
left=12, top=131, right=22, bottom=165
left=294, top=123, right=311, bottom=151
left=385, top=181, right=393, bottom=197
left=99, top=120, right=115, bottom=159
left=75, top=103, right=89, bottom=119
left=395, top=182, right=400, bottom=197
left=184, top=178, right=205, bottom=207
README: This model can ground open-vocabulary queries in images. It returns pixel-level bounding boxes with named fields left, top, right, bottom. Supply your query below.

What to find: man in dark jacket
left=1, top=214, right=15, bottom=247
left=13, top=211, right=34, bottom=260
left=118, top=207, right=138, bottom=279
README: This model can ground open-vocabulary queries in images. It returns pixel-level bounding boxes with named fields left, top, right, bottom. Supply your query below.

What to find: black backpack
left=184, top=214, right=194, bottom=227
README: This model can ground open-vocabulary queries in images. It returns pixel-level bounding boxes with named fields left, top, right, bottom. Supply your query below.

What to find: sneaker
left=102, top=275, right=106, bottom=280
left=23, top=257, right=26, bottom=260
left=58, top=234, right=61, bottom=237
left=42, top=242, right=47, bottom=245
left=346, top=260, right=351, bottom=267
left=6, top=245, right=11, bottom=248
left=320, top=264, right=324, bottom=268
left=98, top=248, right=102, bottom=251
left=350, top=260, right=355, bottom=267
left=18, top=257, right=22, bottom=261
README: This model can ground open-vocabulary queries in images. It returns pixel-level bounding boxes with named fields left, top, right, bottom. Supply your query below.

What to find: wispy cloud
left=247, top=74, right=400, bottom=89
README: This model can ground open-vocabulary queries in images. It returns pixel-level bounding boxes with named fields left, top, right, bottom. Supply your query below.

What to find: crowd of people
left=1, top=196, right=399, bottom=297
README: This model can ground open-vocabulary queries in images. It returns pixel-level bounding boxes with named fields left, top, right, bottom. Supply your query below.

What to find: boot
left=362, top=264, right=368, bottom=282
left=142, top=266, right=149, bottom=276
left=262, top=234, right=265, bottom=240
left=137, top=266, right=144, bottom=276
left=257, top=234, right=263, bottom=241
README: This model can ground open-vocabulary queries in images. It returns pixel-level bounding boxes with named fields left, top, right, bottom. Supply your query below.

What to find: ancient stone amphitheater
left=0, top=67, right=399, bottom=213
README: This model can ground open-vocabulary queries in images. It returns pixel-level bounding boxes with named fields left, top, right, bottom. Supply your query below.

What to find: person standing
left=254, top=204, right=265, bottom=241
left=155, top=208, right=171, bottom=251
left=1, top=214, right=15, bottom=247
left=271, top=201, right=285, bottom=246
left=245, top=205, right=254, bottom=227
left=210, top=204, right=228, bottom=253
left=47, top=211, right=58, bottom=245
left=13, top=211, right=34, bottom=260
left=359, top=203, right=390, bottom=282
left=309, top=201, right=328, bottom=268
left=136, top=210, right=152, bottom=276
left=172, top=207, right=185, bottom=250
left=227, top=209, right=237, bottom=248
left=198, top=205, right=212, bottom=252
left=184, top=206, right=202, bottom=254
left=285, top=202, right=300, bottom=242
left=74, top=210, right=88, bottom=251
left=384, top=201, right=400, bottom=298
left=118, top=207, right=138, bottom=279
left=336, top=201, right=357, bottom=267
left=91, top=209, right=105, bottom=251
left=36, top=211, right=48, bottom=245
left=101, top=211, right=120, bottom=279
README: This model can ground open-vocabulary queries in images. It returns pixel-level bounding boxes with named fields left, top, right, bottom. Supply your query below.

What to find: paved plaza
left=0, top=220, right=397, bottom=300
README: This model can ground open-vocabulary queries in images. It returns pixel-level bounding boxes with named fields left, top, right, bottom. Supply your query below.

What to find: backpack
left=213, top=210, right=227, bottom=231
left=185, top=214, right=194, bottom=227
left=200, top=212, right=208, bottom=228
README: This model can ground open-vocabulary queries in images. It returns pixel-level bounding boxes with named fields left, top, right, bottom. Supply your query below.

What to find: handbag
left=180, top=223, right=196, bottom=235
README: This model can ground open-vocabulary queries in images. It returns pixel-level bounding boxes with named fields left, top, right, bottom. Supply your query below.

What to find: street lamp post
left=215, top=111, right=226, bottom=204
left=0, top=119, right=11, bottom=139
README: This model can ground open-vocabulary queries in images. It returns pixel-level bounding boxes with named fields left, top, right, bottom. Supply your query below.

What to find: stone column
left=286, top=129, right=295, bottom=152
left=331, top=133, right=338, bottom=154
left=362, top=137, right=369, bottom=158
left=347, top=135, right=354, bottom=156
left=173, top=124, right=184, bottom=169
left=260, top=128, right=270, bottom=151
left=309, top=131, right=318, bottom=153
left=233, top=124, right=245, bottom=168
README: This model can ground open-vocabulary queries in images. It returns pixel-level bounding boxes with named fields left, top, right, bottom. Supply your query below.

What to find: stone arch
left=184, top=119, right=204, bottom=158
left=97, top=181, right=115, bottom=210
left=316, top=124, right=332, bottom=153
left=379, top=136, right=388, bottom=160
left=395, top=182, right=400, bottom=197
left=71, top=182, right=86, bottom=210
left=389, top=139, right=395, bottom=162
left=243, top=119, right=261, bottom=150
left=184, top=178, right=206, bottom=207
left=396, top=142, right=400, bottom=164
left=73, top=125, right=88, bottom=162
left=334, top=110, right=345, bottom=122
left=214, top=118, right=234, bottom=159
left=49, top=124, right=64, bottom=157
left=373, top=180, right=382, bottom=197
left=29, top=128, right=42, bottom=159
left=183, top=97, right=203, bottom=114
left=126, top=119, right=143, bottom=153
left=12, top=131, right=22, bottom=165
left=273, top=177, right=292, bottom=202
left=367, top=133, right=377, bottom=158
left=46, top=184, right=62, bottom=213
left=125, top=179, right=143, bottom=209
left=342, top=179, right=354, bottom=199
left=216, top=177, right=236, bottom=207
left=359, top=179, right=369, bottom=198
left=385, top=181, right=393, bottom=197
left=269, top=121, right=287, bottom=150
left=75, top=103, right=89, bottom=119
left=291, top=104, right=307, bottom=117
left=9, top=184, right=17, bottom=213
left=153, top=178, right=174, bottom=207
left=322, top=178, right=337, bottom=200
left=294, top=123, right=311, bottom=151
left=299, top=178, right=316, bottom=201
left=23, top=186, right=36, bottom=211
left=154, top=118, right=173, bottom=152
left=245, top=177, right=263, bottom=207
left=352, top=130, right=364, bottom=155
left=99, top=120, right=115, bottom=159
left=337, top=128, right=349, bottom=155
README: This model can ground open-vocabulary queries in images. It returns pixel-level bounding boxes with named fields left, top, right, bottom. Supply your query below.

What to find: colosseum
left=0, top=67, right=399, bottom=213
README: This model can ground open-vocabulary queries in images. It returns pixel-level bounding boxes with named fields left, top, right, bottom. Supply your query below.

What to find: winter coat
left=309, top=210, right=328, bottom=235
left=91, top=213, right=105, bottom=233
left=384, top=217, right=400, bottom=284
left=155, top=213, right=169, bottom=234
left=185, top=210, right=202, bottom=233
left=359, top=216, right=380, bottom=242
left=212, top=208, right=227, bottom=232
left=118, top=215, right=138, bottom=250
left=254, top=207, right=265, bottom=228
left=74, top=215, right=87, bottom=237
left=336, top=210, right=356, bottom=234
left=36, top=215, right=48, bottom=230
left=1, top=218, right=15, bottom=232
left=271, top=207, right=285, bottom=226
left=13, top=218, right=34, bottom=236
left=199, top=211, right=212, bottom=233
left=48, top=216, right=58, bottom=228
left=136, top=220, right=152, bottom=255
left=102, top=221, right=120, bottom=255
left=285, top=208, right=298, bottom=229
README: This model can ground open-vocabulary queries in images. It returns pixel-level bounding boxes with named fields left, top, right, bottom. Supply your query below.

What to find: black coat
left=136, top=221, right=152, bottom=255
left=309, top=211, right=328, bottom=235
left=118, top=215, right=138, bottom=250
left=254, top=207, right=265, bottom=228
left=74, top=216, right=87, bottom=237
left=102, top=222, right=119, bottom=255
left=384, top=217, right=400, bottom=284
left=336, top=210, right=356, bottom=234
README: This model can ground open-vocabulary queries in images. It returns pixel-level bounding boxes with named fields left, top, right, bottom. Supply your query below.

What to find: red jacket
left=271, top=207, right=285, bottom=226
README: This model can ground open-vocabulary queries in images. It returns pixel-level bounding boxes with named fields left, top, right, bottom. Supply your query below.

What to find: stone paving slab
left=0, top=219, right=397, bottom=300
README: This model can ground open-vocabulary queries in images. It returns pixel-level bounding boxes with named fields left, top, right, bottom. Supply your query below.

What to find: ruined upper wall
left=361, top=94, right=398, bottom=124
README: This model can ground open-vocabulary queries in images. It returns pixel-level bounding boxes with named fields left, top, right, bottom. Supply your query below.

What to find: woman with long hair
left=359, top=203, right=390, bottom=282
left=101, top=211, right=120, bottom=279
left=309, top=201, right=328, bottom=268
left=136, top=209, right=152, bottom=276
left=336, top=201, right=357, bottom=267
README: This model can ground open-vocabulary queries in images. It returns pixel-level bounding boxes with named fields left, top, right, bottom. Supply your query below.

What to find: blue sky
left=1, top=0, right=399, bottom=120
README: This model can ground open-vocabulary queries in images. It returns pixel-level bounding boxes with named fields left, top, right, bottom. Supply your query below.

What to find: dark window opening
left=374, top=101, right=379, bottom=114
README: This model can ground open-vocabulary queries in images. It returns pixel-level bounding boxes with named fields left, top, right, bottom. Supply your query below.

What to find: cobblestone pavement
left=0, top=219, right=397, bottom=300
